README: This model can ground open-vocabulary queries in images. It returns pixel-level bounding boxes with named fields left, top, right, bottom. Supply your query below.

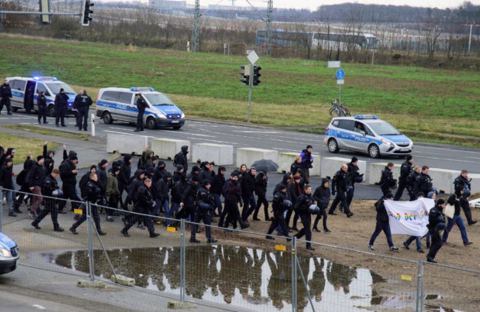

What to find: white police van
left=6, top=76, right=77, bottom=116
left=96, top=87, right=185, bottom=130
left=324, top=115, right=413, bottom=158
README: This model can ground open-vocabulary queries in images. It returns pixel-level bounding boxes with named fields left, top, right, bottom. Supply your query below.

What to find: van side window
left=337, top=120, right=355, bottom=131
left=36, top=83, right=49, bottom=96
left=100, top=91, right=117, bottom=102
left=118, top=92, right=133, bottom=105
left=10, top=80, right=26, bottom=91
left=101, top=91, right=132, bottom=105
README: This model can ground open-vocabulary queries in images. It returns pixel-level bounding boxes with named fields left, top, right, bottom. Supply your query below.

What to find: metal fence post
left=180, top=218, right=186, bottom=302
left=0, top=186, right=3, bottom=233
left=415, top=260, right=424, bottom=312
left=291, top=237, right=297, bottom=312
left=87, top=201, right=95, bottom=282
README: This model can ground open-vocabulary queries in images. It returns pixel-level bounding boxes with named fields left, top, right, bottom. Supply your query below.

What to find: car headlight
left=381, top=139, right=394, bottom=147
left=155, top=112, right=167, bottom=119
left=0, top=247, right=12, bottom=258
left=180, top=112, right=185, bottom=119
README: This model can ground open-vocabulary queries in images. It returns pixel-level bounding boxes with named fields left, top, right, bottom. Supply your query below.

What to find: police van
left=96, top=87, right=185, bottom=130
left=6, top=76, right=77, bottom=115
left=324, top=115, right=413, bottom=158
left=0, top=232, right=19, bottom=275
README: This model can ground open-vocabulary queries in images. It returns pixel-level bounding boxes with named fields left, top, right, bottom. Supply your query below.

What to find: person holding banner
left=368, top=193, right=399, bottom=252
left=442, top=192, right=473, bottom=246
left=427, top=199, right=447, bottom=263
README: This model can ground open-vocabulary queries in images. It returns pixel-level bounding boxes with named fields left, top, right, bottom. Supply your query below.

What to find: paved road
left=1, top=112, right=479, bottom=172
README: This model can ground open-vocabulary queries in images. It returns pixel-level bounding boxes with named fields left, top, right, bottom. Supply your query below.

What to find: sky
left=99, top=0, right=480, bottom=10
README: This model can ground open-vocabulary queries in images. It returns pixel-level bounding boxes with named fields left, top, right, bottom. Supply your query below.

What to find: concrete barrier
left=429, top=168, right=457, bottom=194
left=321, top=157, right=367, bottom=180
left=106, top=132, right=150, bottom=155
left=469, top=173, right=480, bottom=194
left=192, top=143, right=234, bottom=165
left=366, top=162, right=400, bottom=185
left=151, top=138, right=191, bottom=161
left=236, top=148, right=278, bottom=168
left=277, top=152, right=321, bottom=176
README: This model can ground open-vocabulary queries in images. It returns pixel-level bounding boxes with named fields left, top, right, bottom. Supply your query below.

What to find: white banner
left=384, top=198, right=435, bottom=237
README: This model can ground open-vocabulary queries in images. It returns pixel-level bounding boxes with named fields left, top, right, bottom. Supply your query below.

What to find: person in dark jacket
left=266, top=184, right=291, bottom=240
left=416, top=166, right=435, bottom=198
left=58, top=152, right=81, bottom=213
left=394, top=156, right=413, bottom=200
left=54, top=88, right=68, bottom=127
left=199, top=162, right=215, bottom=184
left=152, top=161, right=168, bottom=185
left=170, top=171, right=187, bottom=225
left=121, top=176, right=159, bottom=238
left=299, top=145, right=314, bottom=183
left=173, top=146, right=189, bottom=173
left=105, top=166, right=120, bottom=222
left=442, top=192, right=472, bottom=246
left=134, top=94, right=148, bottom=132
left=329, top=164, right=353, bottom=217
left=43, top=143, right=55, bottom=175
left=37, top=91, right=48, bottom=124
left=427, top=199, right=447, bottom=263
left=368, top=193, right=399, bottom=252
left=31, top=169, right=64, bottom=232
left=294, top=185, right=317, bottom=250
left=379, top=163, right=396, bottom=197
left=191, top=180, right=217, bottom=243
left=454, top=170, right=477, bottom=225
left=70, top=172, right=106, bottom=235
left=313, top=178, right=331, bottom=233
left=74, top=90, right=92, bottom=131
left=97, top=159, right=109, bottom=201
left=241, top=167, right=257, bottom=222
left=290, top=156, right=303, bottom=177
left=155, top=173, right=171, bottom=218
left=0, top=80, right=12, bottom=115
left=220, top=172, right=248, bottom=230
left=79, top=165, right=97, bottom=199
left=253, top=171, right=270, bottom=221
left=178, top=176, right=200, bottom=221
left=286, top=172, right=304, bottom=230
left=26, top=156, right=47, bottom=217
left=118, top=155, right=132, bottom=209
left=13, top=155, right=35, bottom=213
left=346, top=157, right=363, bottom=209
left=211, top=166, right=226, bottom=216
left=406, top=166, right=421, bottom=200
left=0, top=157, right=16, bottom=216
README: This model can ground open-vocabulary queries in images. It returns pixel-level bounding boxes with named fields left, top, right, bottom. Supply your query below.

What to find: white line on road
left=32, top=304, right=46, bottom=310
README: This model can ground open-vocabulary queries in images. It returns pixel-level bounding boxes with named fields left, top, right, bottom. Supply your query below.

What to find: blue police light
left=33, top=76, right=57, bottom=81
left=130, top=87, right=155, bottom=92
left=354, top=114, right=378, bottom=120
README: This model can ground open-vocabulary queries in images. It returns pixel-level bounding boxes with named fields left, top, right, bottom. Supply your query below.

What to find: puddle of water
left=50, top=245, right=432, bottom=311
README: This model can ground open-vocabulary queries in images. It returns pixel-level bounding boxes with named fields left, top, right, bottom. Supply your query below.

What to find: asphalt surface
left=1, top=112, right=479, bottom=173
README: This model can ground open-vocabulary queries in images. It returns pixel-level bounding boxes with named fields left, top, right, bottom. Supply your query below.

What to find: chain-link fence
left=1, top=186, right=479, bottom=312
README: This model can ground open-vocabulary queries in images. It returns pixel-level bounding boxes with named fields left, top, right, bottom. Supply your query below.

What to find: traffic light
left=240, top=65, right=251, bottom=86
left=81, top=0, right=94, bottom=26
left=253, top=66, right=262, bottom=86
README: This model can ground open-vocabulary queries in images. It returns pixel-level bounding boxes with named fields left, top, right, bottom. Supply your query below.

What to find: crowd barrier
left=105, top=132, right=480, bottom=194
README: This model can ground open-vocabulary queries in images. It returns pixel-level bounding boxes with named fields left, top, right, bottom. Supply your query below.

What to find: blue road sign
left=336, top=68, right=345, bottom=80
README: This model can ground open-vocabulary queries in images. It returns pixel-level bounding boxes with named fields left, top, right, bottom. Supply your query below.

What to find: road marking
left=32, top=304, right=46, bottom=310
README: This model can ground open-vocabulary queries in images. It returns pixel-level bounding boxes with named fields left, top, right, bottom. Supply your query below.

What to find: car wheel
left=146, top=117, right=156, bottom=130
left=47, top=105, right=55, bottom=117
left=368, top=144, right=380, bottom=158
left=102, top=112, right=113, bottom=124
left=172, top=125, right=182, bottom=130
left=328, top=139, right=339, bottom=153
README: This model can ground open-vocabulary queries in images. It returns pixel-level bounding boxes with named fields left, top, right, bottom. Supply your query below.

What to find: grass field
left=4, top=124, right=90, bottom=141
left=0, top=132, right=57, bottom=165
left=1, top=34, right=480, bottom=146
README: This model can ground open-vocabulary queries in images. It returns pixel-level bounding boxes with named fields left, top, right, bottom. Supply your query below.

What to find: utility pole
left=265, top=0, right=273, bottom=56
left=468, top=24, right=473, bottom=55
left=191, top=0, right=201, bottom=52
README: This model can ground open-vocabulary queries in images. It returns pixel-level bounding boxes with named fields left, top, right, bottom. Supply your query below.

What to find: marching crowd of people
left=0, top=142, right=477, bottom=263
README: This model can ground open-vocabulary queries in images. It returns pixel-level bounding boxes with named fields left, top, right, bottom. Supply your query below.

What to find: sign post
left=246, top=50, right=259, bottom=123
left=336, top=68, right=345, bottom=104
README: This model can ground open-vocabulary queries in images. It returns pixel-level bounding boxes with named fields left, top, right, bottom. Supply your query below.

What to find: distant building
left=149, top=0, right=187, bottom=10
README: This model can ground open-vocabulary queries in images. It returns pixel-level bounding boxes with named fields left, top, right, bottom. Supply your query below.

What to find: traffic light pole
left=247, top=65, right=254, bottom=123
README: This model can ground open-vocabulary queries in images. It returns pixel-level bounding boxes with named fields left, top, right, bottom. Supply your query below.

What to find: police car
left=6, top=76, right=77, bottom=116
left=0, top=232, right=19, bottom=274
left=96, top=87, right=185, bottom=130
left=324, top=115, right=413, bottom=158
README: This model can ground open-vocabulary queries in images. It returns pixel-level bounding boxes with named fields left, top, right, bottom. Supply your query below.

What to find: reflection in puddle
left=53, top=245, right=407, bottom=311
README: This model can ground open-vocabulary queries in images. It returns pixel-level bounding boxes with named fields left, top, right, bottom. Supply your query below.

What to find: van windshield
left=144, top=93, right=174, bottom=106
left=46, top=82, right=76, bottom=95
left=366, top=121, right=400, bottom=135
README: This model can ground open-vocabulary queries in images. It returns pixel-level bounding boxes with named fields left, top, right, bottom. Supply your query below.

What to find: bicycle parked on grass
left=329, top=99, right=351, bottom=117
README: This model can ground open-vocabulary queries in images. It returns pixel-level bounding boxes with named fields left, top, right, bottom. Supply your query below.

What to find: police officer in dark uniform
left=70, top=172, right=106, bottom=235
left=368, top=193, right=399, bottom=251
left=190, top=180, right=217, bottom=243
left=37, top=91, right=48, bottom=124
left=31, top=168, right=63, bottom=232
left=74, top=90, right=93, bottom=131
left=329, top=164, right=353, bottom=217
left=134, top=94, right=147, bottom=132
left=346, top=157, right=363, bottom=209
left=55, top=88, right=68, bottom=127
left=379, top=163, right=396, bottom=197
left=121, top=176, right=159, bottom=238
left=173, top=146, right=189, bottom=173
left=394, top=156, right=413, bottom=200
left=454, top=170, right=477, bottom=225
left=294, top=184, right=317, bottom=250
left=58, top=152, right=81, bottom=213
left=266, top=184, right=291, bottom=240
left=0, top=80, right=12, bottom=115
left=427, top=199, right=447, bottom=263
left=416, top=166, right=435, bottom=198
